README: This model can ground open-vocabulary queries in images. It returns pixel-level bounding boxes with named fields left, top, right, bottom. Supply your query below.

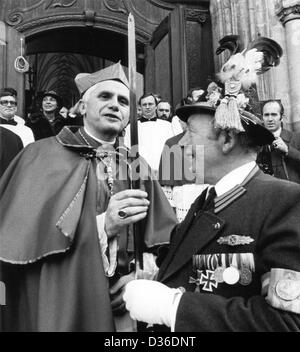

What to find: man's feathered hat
left=176, top=37, right=285, bottom=147
left=214, top=48, right=264, bottom=132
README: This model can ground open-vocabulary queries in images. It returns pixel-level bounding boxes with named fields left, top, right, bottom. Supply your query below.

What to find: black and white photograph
left=0, top=0, right=300, bottom=337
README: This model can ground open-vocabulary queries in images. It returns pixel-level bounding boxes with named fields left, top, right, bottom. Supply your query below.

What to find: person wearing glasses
left=0, top=88, right=35, bottom=147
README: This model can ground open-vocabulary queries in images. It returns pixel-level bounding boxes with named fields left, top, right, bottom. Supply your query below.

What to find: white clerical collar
left=84, top=127, right=116, bottom=145
left=273, top=127, right=282, bottom=138
left=214, top=161, right=256, bottom=197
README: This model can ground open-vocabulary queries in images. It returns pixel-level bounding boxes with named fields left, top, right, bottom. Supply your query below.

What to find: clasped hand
left=272, top=137, right=288, bottom=155
left=105, top=189, right=150, bottom=239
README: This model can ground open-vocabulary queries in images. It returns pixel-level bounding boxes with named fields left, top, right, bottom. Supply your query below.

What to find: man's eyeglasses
left=0, top=100, right=17, bottom=107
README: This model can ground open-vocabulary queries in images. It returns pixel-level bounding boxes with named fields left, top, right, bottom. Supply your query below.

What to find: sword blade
left=128, top=13, right=138, bottom=149
left=128, top=13, right=144, bottom=271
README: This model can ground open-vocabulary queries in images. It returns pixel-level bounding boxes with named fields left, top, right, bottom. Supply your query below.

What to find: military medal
left=223, top=266, right=240, bottom=285
left=239, top=266, right=252, bottom=286
left=214, top=267, right=225, bottom=283
left=217, top=235, right=254, bottom=246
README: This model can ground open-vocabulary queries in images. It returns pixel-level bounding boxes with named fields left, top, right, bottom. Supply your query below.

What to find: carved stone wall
left=1, top=0, right=172, bottom=43
left=276, top=0, right=300, bottom=131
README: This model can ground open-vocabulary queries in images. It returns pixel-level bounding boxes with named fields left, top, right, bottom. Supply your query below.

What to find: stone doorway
left=25, top=26, right=145, bottom=115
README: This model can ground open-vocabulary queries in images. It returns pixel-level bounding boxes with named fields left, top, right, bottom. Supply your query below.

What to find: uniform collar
left=215, top=161, right=257, bottom=197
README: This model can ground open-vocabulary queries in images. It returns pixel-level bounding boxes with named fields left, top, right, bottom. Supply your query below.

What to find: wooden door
left=144, top=6, right=187, bottom=108
left=144, top=4, right=214, bottom=109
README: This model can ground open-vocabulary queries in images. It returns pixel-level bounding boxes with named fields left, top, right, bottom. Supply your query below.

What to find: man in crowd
left=0, top=62, right=177, bottom=332
left=26, top=90, right=66, bottom=140
left=139, top=93, right=158, bottom=122
left=0, top=126, right=23, bottom=177
left=0, top=88, right=34, bottom=146
left=156, top=101, right=172, bottom=122
left=123, top=98, right=300, bottom=331
left=124, top=93, right=175, bottom=173
left=257, top=99, right=300, bottom=183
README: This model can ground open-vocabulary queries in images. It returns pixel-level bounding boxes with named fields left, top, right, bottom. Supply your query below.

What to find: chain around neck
left=79, top=129, right=115, bottom=196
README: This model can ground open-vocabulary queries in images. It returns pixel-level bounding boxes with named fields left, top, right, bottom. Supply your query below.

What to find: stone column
left=210, top=0, right=292, bottom=128
left=0, top=21, right=7, bottom=88
left=276, top=0, right=300, bottom=131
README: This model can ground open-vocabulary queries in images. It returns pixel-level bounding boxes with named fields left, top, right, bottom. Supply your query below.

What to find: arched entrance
left=25, top=26, right=145, bottom=114
left=1, top=0, right=215, bottom=117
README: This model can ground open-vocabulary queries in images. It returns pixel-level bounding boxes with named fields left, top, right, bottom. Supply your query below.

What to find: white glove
left=123, top=280, right=183, bottom=327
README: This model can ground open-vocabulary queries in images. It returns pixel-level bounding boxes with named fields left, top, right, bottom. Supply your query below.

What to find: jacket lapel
left=158, top=167, right=260, bottom=282
left=280, top=129, right=292, bottom=144
left=158, top=210, right=225, bottom=282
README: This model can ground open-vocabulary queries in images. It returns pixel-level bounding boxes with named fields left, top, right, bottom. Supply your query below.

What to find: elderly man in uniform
left=0, top=62, right=176, bottom=332
left=123, top=89, right=300, bottom=331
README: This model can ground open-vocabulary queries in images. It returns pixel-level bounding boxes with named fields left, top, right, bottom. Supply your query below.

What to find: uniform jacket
left=257, top=129, right=300, bottom=183
left=157, top=169, right=300, bottom=331
left=0, top=126, right=177, bottom=331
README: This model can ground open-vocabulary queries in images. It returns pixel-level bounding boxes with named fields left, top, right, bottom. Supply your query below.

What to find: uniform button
left=214, top=222, right=221, bottom=230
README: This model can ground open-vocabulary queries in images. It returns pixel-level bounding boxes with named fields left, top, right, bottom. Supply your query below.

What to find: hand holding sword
left=128, top=13, right=145, bottom=272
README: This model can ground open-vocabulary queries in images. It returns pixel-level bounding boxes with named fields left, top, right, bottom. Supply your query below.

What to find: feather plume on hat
left=218, top=49, right=264, bottom=88
left=215, top=48, right=264, bottom=132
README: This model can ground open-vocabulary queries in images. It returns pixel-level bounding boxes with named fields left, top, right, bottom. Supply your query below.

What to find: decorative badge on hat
left=213, top=35, right=283, bottom=133
left=215, top=49, right=264, bottom=132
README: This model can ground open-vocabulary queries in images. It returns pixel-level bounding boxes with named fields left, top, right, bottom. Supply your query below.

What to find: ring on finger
left=118, top=209, right=128, bottom=219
